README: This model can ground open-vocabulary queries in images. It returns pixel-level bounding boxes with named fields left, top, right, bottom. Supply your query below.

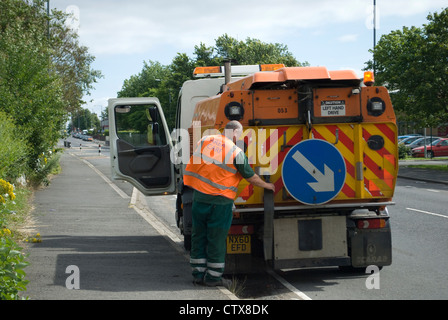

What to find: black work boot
left=204, top=277, right=232, bottom=289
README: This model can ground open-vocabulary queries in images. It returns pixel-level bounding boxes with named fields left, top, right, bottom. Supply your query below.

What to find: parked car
left=407, top=137, right=441, bottom=149
left=398, top=134, right=421, bottom=142
left=411, top=138, right=448, bottom=158
left=399, top=136, right=423, bottom=145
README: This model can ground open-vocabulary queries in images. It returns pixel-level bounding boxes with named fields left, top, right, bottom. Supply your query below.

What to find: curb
left=398, top=174, right=448, bottom=186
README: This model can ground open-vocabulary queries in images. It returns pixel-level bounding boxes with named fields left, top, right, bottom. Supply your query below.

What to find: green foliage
left=28, top=152, right=61, bottom=188
left=118, top=34, right=308, bottom=129
left=366, top=8, right=448, bottom=128
left=50, top=10, right=103, bottom=113
left=213, top=34, right=306, bottom=67
left=0, top=0, right=101, bottom=184
left=398, top=144, right=410, bottom=159
left=0, top=112, right=28, bottom=180
left=0, top=180, right=29, bottom=300
left=0, top=235, right=29, bottom=300
left=70, top=108, right=101, bottom=132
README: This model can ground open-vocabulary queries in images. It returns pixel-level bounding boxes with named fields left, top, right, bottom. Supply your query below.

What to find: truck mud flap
left=349, top=223, right=392, bottom=268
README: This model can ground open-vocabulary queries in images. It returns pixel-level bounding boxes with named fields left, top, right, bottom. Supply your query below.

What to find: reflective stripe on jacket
left=184, top=135, right=243, bottom=200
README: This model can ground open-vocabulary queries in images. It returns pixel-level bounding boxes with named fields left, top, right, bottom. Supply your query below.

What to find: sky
left=50, top=0, right=447, bottom=116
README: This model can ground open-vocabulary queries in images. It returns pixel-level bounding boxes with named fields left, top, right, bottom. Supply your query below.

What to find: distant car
left=398, top=135, right=412, bottom=142
left=398, top=134, right=422, bottom=142
left=399, top=136, right=423, bottom=145
left=411, top=138, right=448, bottom=158
left=407, top=137, right=441, bottom=148
left=82, top=135, right=93, bottom=141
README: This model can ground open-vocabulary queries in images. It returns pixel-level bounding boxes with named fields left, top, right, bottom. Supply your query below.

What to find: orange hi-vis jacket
left=184, top=134, right=244, bottom=200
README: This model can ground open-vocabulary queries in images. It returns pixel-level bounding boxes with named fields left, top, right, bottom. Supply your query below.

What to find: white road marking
left=406, top=207, right=448, bottom=219
left=129, top=188, right=183, bottom=245
left=266, top=269, right=312, bottom=300
left=70, top=152, right=130, bottom=199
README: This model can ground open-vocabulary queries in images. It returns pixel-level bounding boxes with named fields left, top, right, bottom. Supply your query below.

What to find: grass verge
left=1, top=150, right=62, bottom=300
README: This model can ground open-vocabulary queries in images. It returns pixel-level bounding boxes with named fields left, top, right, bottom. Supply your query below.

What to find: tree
left=365, top=8, right=448, bottom=128
left=193, top=42, right=221, bottom=67
left=214, top=34, right=305, bottom=67
left=118, top=34, right=307, bottom=129
left=0, top=112, right=28, bottom=180
left=70, top=108, right=100, bottom=132
left=0, top=0, right=66, bottom=170
left=117, top=60, right=176, bottom=127
left=118, top=60, right=168, bottom=98
left=0, top=0, right=101, bottom=175
left=50, top=9, right=103, bottom=114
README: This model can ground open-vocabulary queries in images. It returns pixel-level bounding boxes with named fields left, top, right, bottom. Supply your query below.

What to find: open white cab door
left=108, top=97, right=176, bottom=196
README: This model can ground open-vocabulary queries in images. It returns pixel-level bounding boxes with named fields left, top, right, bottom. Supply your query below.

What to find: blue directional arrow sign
left=282, top=139, right=346, bottom=205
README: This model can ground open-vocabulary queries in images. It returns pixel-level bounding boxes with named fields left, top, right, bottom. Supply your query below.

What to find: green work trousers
left=190, top=200, right=233, bottom=283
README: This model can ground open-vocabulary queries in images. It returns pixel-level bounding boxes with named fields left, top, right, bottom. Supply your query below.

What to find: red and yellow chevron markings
left=362, top=123, right=397, bottom=198
left=312, top=124, right=357, bottom=200
left=235, top=122, right=397, bottom=205
left=312, top=122, right=397, bottom=200
left=236, top=126, right=303, bottom=204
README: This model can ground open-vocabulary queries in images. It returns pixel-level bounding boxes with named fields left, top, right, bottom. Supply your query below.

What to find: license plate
left=226, top=235, right=251, bottom=254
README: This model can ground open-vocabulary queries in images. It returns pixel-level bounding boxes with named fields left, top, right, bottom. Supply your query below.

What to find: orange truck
left=108, top=62, right=397, bottom=272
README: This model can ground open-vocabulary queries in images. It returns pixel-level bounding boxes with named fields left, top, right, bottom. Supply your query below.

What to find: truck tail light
left=228, top=225, right=254, bottom=235
left=357, top=219, right=386, bottom=229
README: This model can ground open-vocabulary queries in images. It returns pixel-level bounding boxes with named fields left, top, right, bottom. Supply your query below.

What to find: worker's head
left=224, top=121, right=243, bottom=144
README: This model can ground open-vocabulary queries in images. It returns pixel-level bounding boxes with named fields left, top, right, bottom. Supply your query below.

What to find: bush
left=0, top=233, right=29, bottom=300
left=0, top=112, right=28, bottom=181
left=28, top=151, right=61, bottom=187
left=398, top=144, right=410, bottom=159
left=0, top=179, right=29, bottom=300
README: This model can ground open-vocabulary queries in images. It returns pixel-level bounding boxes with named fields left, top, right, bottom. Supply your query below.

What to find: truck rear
left=108, top=64, right=397, bottom=273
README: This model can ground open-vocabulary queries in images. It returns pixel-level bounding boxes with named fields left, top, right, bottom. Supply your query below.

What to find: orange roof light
left=193, top=64, right=286, bottom=78
left=364, top=71, right=375, bottom=86
left=193, top=66, right=222, bottom=77
left=260, top=64, right=285, bottom=71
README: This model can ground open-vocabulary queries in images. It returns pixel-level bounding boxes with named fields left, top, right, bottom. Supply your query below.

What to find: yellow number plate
left=226, top=235, right=251, bottom=254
